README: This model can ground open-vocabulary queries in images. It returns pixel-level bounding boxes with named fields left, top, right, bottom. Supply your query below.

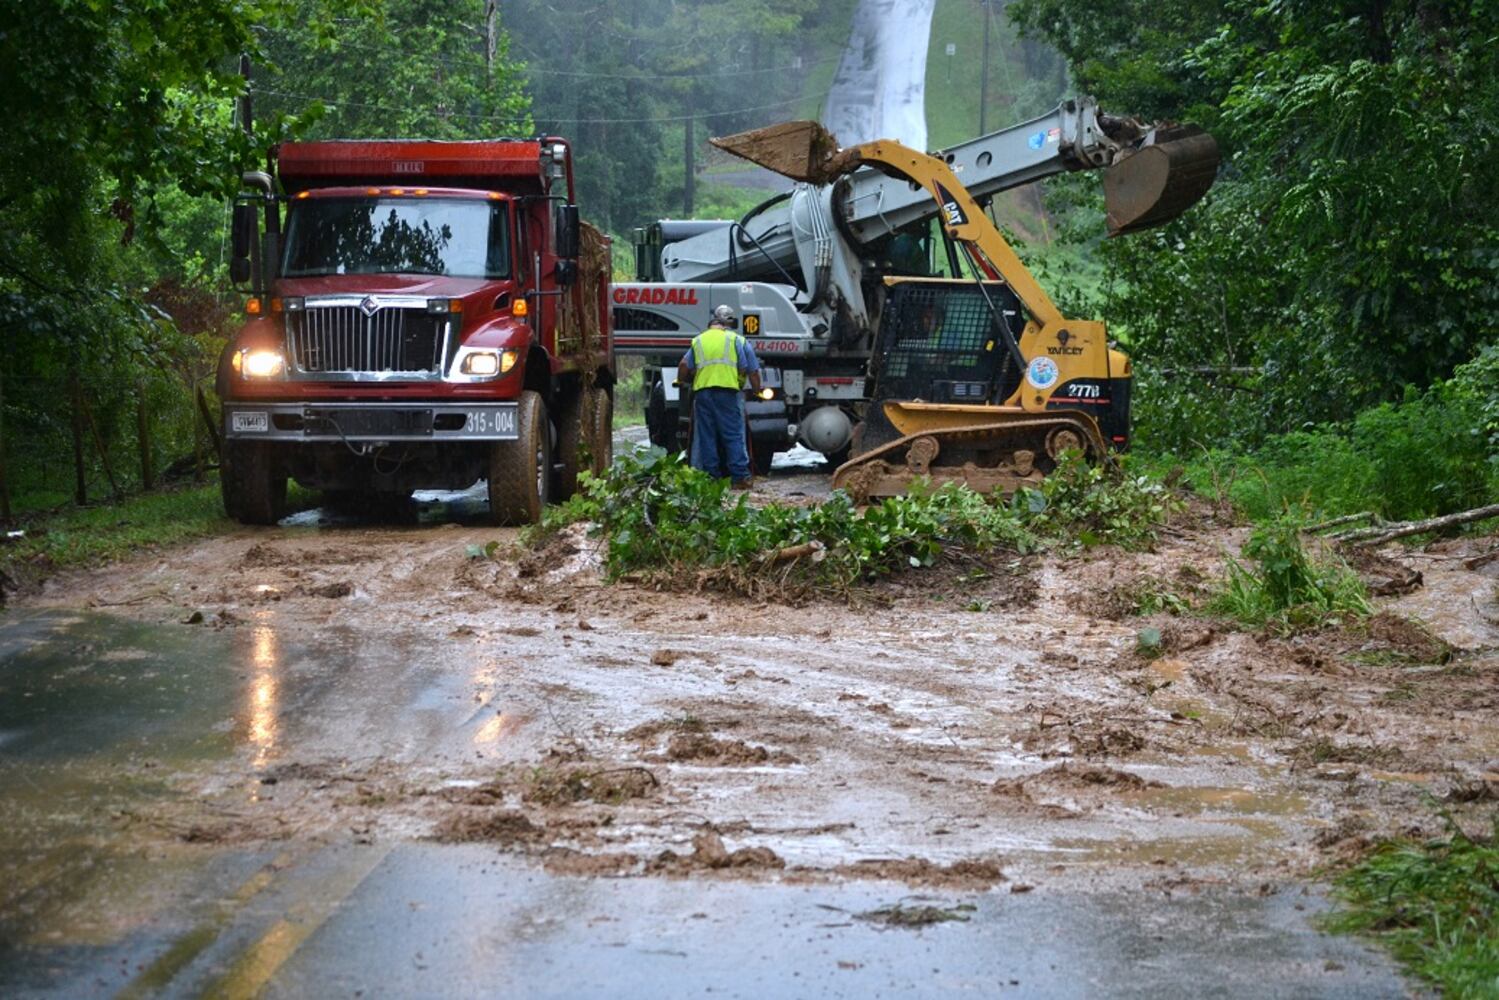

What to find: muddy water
left=4, top=492, right=1494, bottom=993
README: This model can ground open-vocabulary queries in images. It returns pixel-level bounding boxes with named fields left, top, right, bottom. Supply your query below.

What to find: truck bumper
left=223, top=402, right=520, bottom=443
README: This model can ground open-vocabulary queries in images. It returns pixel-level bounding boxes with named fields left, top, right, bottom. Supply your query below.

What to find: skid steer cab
left=837, top=278, right=1132, bottom=500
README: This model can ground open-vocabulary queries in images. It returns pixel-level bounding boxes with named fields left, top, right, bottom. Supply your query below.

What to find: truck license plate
left=232, top=411, right=268, bottom=433
left=466, top=408, right=516, bottom=436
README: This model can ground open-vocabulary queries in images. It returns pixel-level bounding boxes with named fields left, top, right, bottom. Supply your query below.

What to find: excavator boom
left=711, top=116, right=1219, bottom=236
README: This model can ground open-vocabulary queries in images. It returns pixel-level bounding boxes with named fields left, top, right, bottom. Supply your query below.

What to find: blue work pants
left=690, top=388, right=750, bottom=480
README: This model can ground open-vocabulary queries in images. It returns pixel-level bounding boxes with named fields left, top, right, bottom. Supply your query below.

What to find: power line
left=517, top=56, right=840, bottom=80
left=254, top=25, right=838, bottom=81
left=255, top=88, right=804, bottom=125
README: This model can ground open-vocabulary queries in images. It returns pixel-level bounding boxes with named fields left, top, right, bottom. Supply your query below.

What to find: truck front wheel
left=221, top=440, right=288, bottom=526
left=589, top=387, right=613, bottom=476
left=554, top=386, right=594, bottom=501
left=488, top=390, right=551, bottom=525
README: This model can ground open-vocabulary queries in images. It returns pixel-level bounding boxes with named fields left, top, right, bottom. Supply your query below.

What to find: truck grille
left=286, top=303, right=447, bottom=377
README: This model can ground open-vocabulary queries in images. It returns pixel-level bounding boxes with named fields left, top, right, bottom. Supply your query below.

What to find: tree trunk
left=1335, top=503, right=1499, bottom=546
left=70, top=371, right=87, bottom=506
left=137, top=382, right=154, bottom=492
left=81, top=394, right=122, bottom=500
left=0, top=369, right=10, bottom=522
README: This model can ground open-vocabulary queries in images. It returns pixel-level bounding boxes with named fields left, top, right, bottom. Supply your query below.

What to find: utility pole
left=484, top=0, right=497, bottom=78
left=979, top=0, right=991, bottom=135
left=238, top=54, right=253, bottom=136
left=684, top=116, right=696, bottom=216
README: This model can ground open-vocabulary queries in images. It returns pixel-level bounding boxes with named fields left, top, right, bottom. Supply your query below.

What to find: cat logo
left=934, top=183, right=968, bottom=228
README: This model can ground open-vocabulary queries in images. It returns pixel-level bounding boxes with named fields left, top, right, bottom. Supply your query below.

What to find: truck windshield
left=281, top=197, right=510, bottom=279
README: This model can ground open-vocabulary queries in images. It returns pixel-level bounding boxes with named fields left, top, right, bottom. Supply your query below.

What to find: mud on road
left=18, top=484, right=1499, bottom=896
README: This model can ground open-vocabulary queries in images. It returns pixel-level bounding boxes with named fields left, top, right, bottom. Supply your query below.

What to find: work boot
left=731, top=477, right=753, bottom=491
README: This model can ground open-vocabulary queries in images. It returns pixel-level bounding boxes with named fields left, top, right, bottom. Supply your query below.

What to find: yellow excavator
left=711, top=118, right=1217, bottom=500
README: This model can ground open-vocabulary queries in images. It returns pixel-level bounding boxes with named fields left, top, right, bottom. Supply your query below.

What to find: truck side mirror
left=230, top=203, right=257, bottom=283
left=555, top=204, right=580, bottom=260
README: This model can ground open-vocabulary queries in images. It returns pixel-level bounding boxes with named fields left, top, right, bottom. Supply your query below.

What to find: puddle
left=1130, top=785, right=1310, bottom=818
left=1148, top=657, right=1189, bottom=684
left=1366, top=770, right=1437, bottom=784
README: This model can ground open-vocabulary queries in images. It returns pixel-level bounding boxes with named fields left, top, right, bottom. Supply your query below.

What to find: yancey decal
left=611, top=286, right=700, bottom=306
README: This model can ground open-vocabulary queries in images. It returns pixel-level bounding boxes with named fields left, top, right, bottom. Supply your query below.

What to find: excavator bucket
left=1103, top=125, right=1220, bottom=236
left=709, top=120, right=859, bottom=186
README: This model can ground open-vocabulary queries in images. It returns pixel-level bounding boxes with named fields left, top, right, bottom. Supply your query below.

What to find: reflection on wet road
left=0, top=610, right=1411, bottom=997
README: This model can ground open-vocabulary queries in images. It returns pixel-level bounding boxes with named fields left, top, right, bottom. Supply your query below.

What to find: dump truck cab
left=220, top=138, right=613, bottom=525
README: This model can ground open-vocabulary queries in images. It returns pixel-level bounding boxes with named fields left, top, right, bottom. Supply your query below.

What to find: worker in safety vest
left=677, top=304, right=763, bottom=488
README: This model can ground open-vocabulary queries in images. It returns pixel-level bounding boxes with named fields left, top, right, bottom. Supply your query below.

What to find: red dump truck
left=218, top=138, right=613, bottom=525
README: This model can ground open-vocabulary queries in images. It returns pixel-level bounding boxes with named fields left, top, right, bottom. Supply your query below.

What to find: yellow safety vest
left=691, top=326, right=744, bottom=391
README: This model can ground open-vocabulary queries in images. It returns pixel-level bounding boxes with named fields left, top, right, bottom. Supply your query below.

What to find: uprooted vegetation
left=526, top=449, right=1178, bottom=598
left=1209, top=515, right=1372, bottom=632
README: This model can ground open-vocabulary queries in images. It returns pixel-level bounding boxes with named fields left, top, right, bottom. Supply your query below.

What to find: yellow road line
left=201, top=844, right=394, bottom=1000
left=119, top=849, right=297, bottom=1000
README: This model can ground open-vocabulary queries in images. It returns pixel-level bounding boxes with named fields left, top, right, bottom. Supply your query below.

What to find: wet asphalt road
left=0, top=600, right=1412, bottom=997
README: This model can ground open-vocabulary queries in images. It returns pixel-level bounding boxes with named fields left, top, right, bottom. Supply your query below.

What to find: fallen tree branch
left=1332, top=503, right=1499, bottom=547
left=1306, top=511, right=1380, bottom=533
left=762, top=539, right=826, bottom=564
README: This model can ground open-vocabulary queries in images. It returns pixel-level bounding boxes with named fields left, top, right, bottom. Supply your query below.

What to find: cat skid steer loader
left=711, top=119, right=1217, bottom=499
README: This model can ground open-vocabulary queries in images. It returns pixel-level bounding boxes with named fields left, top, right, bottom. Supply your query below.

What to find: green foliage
left=1012, top=0, right=1499, bottom=445
left=540, top=449, right=1038, bottom=592
left=1329, top=819, right=1499, bottom=998
left=1128, top=578, right=1192, bottom=617
left=1210, top=515, right=1370, bottom=630
left=1020, top=453, right=1179, bottom=550
left=256, top=0, right=531, bottom=141
left=1179, top=378, right=1496, bottom=523
left=925, top=0, right=1069, bottom=150
left=536, top=449, right=1176, bottom=596
left=502, top=0, right=855, bottom=231
left=0, top=480, right=307, bottom=574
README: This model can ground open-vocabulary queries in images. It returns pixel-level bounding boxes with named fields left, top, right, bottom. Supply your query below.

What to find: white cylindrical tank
left=798, top=405, right=853, bottom=455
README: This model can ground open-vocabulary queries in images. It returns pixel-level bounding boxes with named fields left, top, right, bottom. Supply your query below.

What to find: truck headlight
left=239, top=349, right=285, bottom=378
left=459, top=350, right=518, bottom=376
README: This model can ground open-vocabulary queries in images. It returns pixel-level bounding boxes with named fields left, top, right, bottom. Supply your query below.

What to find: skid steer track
left=831, top=411, right=1110, bottom=502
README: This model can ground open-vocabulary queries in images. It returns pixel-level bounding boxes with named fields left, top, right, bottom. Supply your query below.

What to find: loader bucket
left=1104, top=125, right=1220, bottom=236
left=710, top=120, right=858, bottom=186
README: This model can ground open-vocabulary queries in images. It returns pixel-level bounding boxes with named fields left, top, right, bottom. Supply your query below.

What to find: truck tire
left=751, top=444, right=774, bottom=477
left=647, top=380, right=684, bottom=452
left=589, top=387, right=613, bottom=476
left=488, top=390, right=551, bottom=526
left=221, top=440, right=287, bottom=526
left=554, top=386, right=594, bottom=500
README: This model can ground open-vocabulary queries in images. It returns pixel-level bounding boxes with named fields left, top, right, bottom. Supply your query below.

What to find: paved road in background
left=822, top=0, right=936, bottom=148
left=709, top=0, right=935, bottom=196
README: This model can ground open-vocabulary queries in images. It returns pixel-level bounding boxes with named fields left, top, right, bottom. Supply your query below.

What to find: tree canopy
left=1012, top=0, right=1499, bottom=448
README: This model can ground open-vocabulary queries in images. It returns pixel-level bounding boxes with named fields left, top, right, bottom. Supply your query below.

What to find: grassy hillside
left=925, top=0, right=1070, bottom=242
